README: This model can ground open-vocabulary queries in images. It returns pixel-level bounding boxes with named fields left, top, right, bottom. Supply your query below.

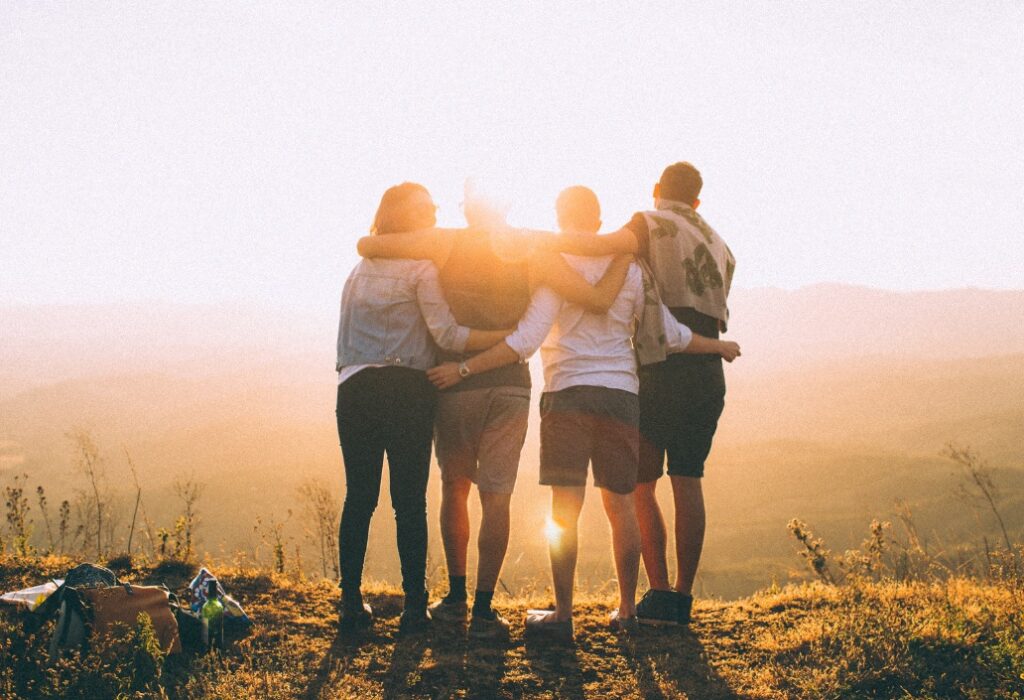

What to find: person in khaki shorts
left=428, top=186, right=739, bottom=640
left=357, top=183, right=631, bottom=638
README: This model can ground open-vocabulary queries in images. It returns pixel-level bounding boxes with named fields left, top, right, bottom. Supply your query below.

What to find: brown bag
left=79, top=584, right=183, bottom=654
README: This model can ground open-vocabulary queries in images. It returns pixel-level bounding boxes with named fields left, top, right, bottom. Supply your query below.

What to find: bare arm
left=356, top=228, right=459, bottom=267
left=680, top=333, right=742, bottom=362
left=542, top=227, right=640, bottom=257
left=464, top=328, right=515, bottom=351
left=529, top=251, right=632, bottom=313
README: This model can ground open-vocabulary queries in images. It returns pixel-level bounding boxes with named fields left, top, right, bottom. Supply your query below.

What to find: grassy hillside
left=2, top=556, right=1022, bottom=699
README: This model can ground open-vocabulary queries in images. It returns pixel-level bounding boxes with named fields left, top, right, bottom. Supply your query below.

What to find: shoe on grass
left=608, top=609, right=640, bottom=635
left=339, top=602, right=373, bottom=633
left=636, top=589, right=680, bottom=627
left=468, top=609, right=510, bottom=640
left=524, top=609, right=573, bottom=643
left=428, top=595, right=469, bottom=622
left=677, top=592, right=694, bottom=626
left=398, top=605, right=432, bottom=636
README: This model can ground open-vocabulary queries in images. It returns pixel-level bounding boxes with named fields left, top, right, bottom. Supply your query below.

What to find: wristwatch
left=457, top=361, right=472, bottom=378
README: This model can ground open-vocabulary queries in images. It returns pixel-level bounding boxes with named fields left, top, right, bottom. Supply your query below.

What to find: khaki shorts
left=434, top=385, right=531, bottom=494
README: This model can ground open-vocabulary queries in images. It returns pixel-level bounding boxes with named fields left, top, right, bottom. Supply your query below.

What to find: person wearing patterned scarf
left=544, top=162, right=738, bottom=627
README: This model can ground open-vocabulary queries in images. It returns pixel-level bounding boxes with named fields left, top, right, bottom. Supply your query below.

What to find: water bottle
left=200, top=578, right=225, bottom=652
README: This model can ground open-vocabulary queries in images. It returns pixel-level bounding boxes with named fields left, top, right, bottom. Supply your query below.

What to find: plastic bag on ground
left=0, top=580, right=64, bottom=612
left=187, top=567, right=251, bottom=627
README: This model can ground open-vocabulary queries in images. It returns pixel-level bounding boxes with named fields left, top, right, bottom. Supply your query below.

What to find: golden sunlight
left=543, top=516, right=563, bottom=547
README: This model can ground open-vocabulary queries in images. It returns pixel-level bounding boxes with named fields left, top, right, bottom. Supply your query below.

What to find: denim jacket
left=336, top=258, right=471, bottom=372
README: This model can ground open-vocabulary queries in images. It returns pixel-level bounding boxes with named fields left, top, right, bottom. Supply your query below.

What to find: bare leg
left=476, top=490, right=512, bottom=592
left=549, top=486, right=585, bottom=621
left=440, top=478, right=472, bottom=579
left=601, top=488, right=641, bottom=617
left=670, top=475, right=706, bottom=595
left=634, top=480, right=671, bottom=590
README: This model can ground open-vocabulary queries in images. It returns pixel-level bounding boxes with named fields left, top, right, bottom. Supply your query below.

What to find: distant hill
left=4, top=285, right=1024, bottom=393
left=727, top=284, right=1024, bottom=373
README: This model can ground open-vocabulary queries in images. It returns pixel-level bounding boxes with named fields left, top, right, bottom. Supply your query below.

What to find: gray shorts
left=434, top=385, right=531, bottom=494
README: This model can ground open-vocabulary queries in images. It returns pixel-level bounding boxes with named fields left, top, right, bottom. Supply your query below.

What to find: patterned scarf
left=641, top=198, right=735, bottom=327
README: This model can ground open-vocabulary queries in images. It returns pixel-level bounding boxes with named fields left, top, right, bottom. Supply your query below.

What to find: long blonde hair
left=371, top=182, right=432, bottom=235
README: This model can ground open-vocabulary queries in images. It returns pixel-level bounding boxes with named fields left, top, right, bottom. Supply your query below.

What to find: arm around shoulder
left=357, top=228, right=457, bottom=264
left=530, top=251, right=632, bottom=314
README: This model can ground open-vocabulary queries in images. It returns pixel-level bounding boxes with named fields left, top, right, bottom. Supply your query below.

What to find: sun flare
left=543, top=517, right=562, bottom=546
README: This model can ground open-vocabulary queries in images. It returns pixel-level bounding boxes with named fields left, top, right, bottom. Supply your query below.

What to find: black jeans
left=336, top=367, right=437, bottom=607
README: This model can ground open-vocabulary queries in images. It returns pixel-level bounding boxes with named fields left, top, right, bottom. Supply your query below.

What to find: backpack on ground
left=32, top=563, right=182, bottom=659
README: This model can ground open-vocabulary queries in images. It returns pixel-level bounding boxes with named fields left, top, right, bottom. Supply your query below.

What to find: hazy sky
left=2, top=2, right=1022, bottom=310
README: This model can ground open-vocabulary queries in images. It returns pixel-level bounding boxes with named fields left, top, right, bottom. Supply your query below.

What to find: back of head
left=371, top=182, right=434, bottom=235
left=556, top=185, right=601, bottom=234
left=658, top=162, right=703, bottom=204
left=463, top=178, right=511, bottom=229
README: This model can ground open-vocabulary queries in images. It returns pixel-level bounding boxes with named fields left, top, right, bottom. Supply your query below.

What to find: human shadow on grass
left=427, top=623, right=511, bottom=700
left=523, top=635, right=587, bottom=700
left=299, top=590, right=410, bottom=700
left=620, top=629, right=741, bottom=700
left=381, top=633, right=431, bottom=699
left=299, top=622, right=384, bottom=700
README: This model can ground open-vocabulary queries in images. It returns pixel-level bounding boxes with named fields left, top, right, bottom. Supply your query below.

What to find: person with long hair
left=335, top=182, right=511, bottom=635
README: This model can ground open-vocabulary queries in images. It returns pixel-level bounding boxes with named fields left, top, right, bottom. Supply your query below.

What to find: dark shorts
left=638, top=355, right=725, bottom=481
left=539, top=385, right=640, bottom=495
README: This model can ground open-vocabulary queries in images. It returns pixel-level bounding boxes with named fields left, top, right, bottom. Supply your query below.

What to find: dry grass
left=2, top=556, right=1024, bottom=699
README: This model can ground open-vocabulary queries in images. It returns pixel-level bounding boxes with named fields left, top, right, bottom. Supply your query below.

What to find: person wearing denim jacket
left=335, top=182, right=511, bottom=637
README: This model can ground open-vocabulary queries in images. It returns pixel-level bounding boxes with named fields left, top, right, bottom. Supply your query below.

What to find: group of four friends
left=334, top=161, right=740, bottom=641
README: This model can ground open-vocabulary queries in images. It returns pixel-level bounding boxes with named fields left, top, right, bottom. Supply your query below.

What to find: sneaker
left=428, top=596, right=469, bottom=622
left=398, top=605, right=432, bottom=636
left=339, top=602, right=373, bottom=634
left=608, top=609, right=640, bottom=635
left=636, top=589, right=680, bottom=627
left=468, top=609, right=511, bottom=640
left=677, top=592, right=694, bottom=626
left=524, top=609, right=573, bottom=643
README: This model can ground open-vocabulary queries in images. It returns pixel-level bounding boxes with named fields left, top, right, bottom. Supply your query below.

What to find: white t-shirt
left=503, top=255, right=693, bottom=394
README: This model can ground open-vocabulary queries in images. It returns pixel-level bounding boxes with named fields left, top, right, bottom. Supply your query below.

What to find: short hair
left=658, top=162, right=703, bottom=203
left=371, top=182, right=431, bottom=235
left=556, top=186, right=601, bottom=233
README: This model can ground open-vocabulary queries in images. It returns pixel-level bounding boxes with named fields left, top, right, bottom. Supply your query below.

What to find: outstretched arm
left=681, top=333, right=741, bottom=362
left=529, top=251, right=632, bottom=314
left=357, top=228, right=459, bottom=267
left=465, top=328, right=515, bottom=351
left=665, top=310, right=740, bottom=362
left=541, top=227, right=640, bottom=257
